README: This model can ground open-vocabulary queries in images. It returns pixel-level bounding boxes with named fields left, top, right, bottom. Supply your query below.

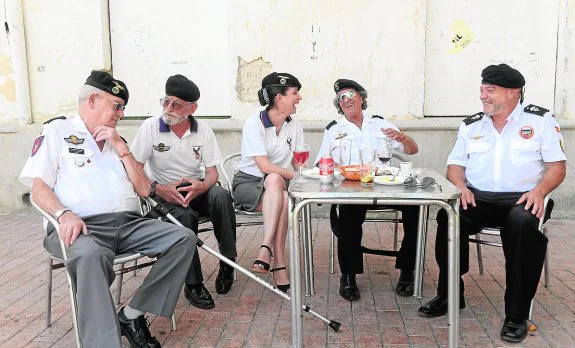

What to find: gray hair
left=78, top=85, right=103, bottom=105
left=333, top=89, right=368, bottom=115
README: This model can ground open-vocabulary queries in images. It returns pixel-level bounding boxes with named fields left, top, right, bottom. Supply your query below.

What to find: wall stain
left=236, top=57, right=272, bottom=103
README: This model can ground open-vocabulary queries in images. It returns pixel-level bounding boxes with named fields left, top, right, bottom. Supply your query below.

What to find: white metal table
left=287, top=169, right=461, bottom=347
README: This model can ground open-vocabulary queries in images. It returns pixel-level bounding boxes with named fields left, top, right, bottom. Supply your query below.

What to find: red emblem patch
left=555, top=125, right=561, bottom=133
left=31, top=136, right=44, bottom=156
left=519, top=126, right=534, bottom=139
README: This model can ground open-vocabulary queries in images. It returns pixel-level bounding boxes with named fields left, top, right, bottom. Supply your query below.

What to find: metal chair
left=219, top=152, right=264, bottom=228
left=329, top=152, right=409, bottom=273
left=33, top=197, right=176, bottom=348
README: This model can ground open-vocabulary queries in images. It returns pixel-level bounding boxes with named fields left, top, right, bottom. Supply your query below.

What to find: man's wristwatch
left=54, top=208, right=72, bottom=222
left=149, top=180, right=158, bottom=197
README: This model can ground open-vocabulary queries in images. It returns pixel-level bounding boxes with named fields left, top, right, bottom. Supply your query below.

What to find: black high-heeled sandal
left=252, top=245, right=273, bottom=274
left=271, top=266, right=290, bottom=293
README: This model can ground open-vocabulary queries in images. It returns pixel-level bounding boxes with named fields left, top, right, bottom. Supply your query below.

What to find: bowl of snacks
left=338, top=165, right=362, bottom=181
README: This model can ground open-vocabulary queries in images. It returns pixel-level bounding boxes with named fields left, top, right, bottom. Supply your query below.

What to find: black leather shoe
left=395, top=270, right=414, bottom=297
left=418, top=295, right=465, bottom=318
left=500, top=319, right=527, bottom=343
left=339, top=274, right=360, bottom=301
left=215, top=260, right=235, bottom=294
left=118, top=307, right=161, bottom=348
left=184, top=284, right=215, bottom=309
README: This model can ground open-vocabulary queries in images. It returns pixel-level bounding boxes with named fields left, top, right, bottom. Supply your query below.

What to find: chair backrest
left=219, top=152, right=242, bottom=199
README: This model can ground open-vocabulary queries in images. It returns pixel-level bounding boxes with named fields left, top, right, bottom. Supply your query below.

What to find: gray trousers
left=152, top=185, right=237, bottom=284
left=44, top=211, right=196, bottom=348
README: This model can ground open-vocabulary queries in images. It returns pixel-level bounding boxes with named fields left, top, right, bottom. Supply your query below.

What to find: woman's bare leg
left=253, top=174, right=286, bottom=270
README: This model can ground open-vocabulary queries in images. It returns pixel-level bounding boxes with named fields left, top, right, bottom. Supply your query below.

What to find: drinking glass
left=359, top=148, right=376, bottom=186
left=293, top=144, right=310, bottom=183
left=376, top=137, right=394, bottom=167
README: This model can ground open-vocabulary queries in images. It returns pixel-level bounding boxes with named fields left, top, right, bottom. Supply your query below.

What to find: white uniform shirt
left=19, top=116, right=139, bottom=217
left=314, top=114, right=405, bottom=169
left=448, top=103, right=566, bottom=192
left=130, top=116, right=222, bottom=184
left=237, top=110, right=305, bottom=177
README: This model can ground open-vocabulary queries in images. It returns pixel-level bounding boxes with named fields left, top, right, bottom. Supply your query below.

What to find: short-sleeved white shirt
left=447, top=102, right=567, bottom=192
left=314, top=114, right=405, bottom=169
left=237, top=110, right=305, bottom=177
left=130, top=116, right=223, bottom=184
left=19, top=116, right=139, bottom=217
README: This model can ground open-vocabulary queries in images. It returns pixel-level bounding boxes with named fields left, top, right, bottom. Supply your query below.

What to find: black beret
left=166, top=74, right=200, bottom=102
left=261, top=72, right=302, bottom=90
left=481, top=64, right=525, bottom=88
left=334, top=79, right=366, bottom=94
left=85, top=71, right=129, bottom=105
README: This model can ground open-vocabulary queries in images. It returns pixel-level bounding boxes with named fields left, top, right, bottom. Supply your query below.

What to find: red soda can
left=319, top=156, right=334, bottom=182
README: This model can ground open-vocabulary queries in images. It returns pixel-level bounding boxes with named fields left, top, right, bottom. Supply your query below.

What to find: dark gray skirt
left=232, top=171, right=265, bottom=212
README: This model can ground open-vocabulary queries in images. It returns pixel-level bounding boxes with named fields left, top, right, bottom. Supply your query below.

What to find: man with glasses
left=418, top=64, right=566, bottom=343
left=131, top=74, right=237, bottom=310
left=19, top=71, right=196, bottom=347
left=314, top=78, right=421, bottom=300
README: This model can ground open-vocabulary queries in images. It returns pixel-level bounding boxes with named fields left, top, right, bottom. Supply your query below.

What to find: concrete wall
left=2, top=0, right=575, bottom=215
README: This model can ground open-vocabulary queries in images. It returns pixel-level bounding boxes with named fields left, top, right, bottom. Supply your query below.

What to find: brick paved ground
left=1, top=209, right=574, bottom=347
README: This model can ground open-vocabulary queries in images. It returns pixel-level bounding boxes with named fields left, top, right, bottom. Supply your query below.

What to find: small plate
left=302, top=167, right=340, bottom=179
left=374, top=175, right=407, bottom=186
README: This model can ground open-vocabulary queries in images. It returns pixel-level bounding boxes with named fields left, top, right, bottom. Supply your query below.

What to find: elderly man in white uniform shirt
left=131, top=75, right=237, bottom=310
left=19, top=71, right=196, bottom=348
left=315, top=78, right=420, bottom=301
left=418, top=64, right=566, bottom=344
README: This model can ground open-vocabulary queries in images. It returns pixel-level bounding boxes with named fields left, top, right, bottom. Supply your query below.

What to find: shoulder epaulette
left=463, top=112, right=484, bottom=126
left=372, top=115, right=384, bottom=120
left=524, top=104, right=549, bottom=116
left=120, top=136, right=128, bottom=144
left=43, top=116, right=66, bottom=124
left=325, top=120, right=337, bottom=130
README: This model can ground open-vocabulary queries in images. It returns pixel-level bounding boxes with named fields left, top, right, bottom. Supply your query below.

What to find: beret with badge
left=333, top=78, right=367, bottom=94
left=481, top=63, right=525, bottom=88
left=166, top=74, right=200, bottom=102
left=85, top=70, right=129, bottom=105
left=258, top=72, right=302, bottom=106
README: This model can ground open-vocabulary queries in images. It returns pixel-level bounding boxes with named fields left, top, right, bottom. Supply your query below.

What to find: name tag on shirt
left=68, top=147, right=85, bottom=155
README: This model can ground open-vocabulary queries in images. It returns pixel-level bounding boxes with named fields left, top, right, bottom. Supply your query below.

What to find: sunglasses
left=336, top=90, right=357, bottom=103
left=404, top=176, right=442, bottom=192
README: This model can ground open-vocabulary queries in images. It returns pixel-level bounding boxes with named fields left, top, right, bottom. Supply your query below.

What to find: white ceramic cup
left=399, top=162, right=413, bottom=177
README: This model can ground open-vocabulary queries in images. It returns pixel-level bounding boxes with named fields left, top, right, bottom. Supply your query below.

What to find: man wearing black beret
left=131, top=74, right=237, bottom=309
left=314, top=78, right=421, bottom=301
left=20, top=71, right=198, bottom=347
left=419, top=64, right=566, bottom=343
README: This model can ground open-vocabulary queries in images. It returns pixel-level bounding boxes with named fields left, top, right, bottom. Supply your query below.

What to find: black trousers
left=148, top=186, right=237, bottom=284
left=435, top=188, right=550, bottom=321
left=331, top=204, right=420, bottom=274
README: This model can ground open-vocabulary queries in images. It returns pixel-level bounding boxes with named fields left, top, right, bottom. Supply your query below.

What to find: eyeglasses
left=336, top=90, right=357, bottom=103
left=404, top=176, right=442, bottom=192
left=97, top=95, right=126, bottom=111
left=160, top=97, right=194, bottom=111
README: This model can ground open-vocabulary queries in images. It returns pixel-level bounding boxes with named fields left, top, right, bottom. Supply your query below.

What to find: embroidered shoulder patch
left=31, top=136, right=44, bottom=156
left=524, top=104, right=549, bottom=116
left=463, top=112, right=484, bottom=125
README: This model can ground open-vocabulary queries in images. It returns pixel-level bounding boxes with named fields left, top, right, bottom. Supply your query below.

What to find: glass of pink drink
left=293, top=144, right=310, bottom=183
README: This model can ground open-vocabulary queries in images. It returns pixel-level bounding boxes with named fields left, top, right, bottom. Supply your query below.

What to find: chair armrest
left=30, top=195, right=70, bottom=260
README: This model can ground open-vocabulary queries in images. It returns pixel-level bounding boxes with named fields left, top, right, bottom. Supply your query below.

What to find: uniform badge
left=192, top=146, right=202, bottom=160
left=74, top=159, right=85, bottom=167
left=334, top=82, right=340, bottom=91
left=111, top=81, right=125, bottom=95
left=278, top=75, right=289, bottom=85
left=555, top=125, right=561, bottom=133
left=64, top=135, right=85, bottom=145
left=286, top=137, right=293, bottom=150
left=335, top=132, right=347, bottom=140
left=519, top=126, right=534, bottom=139
left=68, top=147, right=85, bottom=154
left=153, top=143, right=171, bottom=152
left=31, top=136, right=44, bottom=156
left=471, top=134, right=484, bottom=140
